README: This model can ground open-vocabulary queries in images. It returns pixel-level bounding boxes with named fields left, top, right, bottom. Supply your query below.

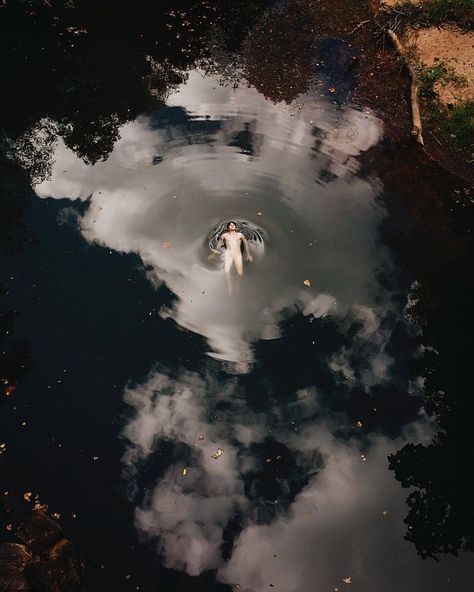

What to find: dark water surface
left=1, top=3, right=474, bottom=592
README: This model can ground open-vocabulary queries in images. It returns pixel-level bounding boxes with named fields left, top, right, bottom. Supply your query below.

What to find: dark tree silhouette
left=1, top=0, right=269, bottom=175
left=368, top=140, right=474, bottom=560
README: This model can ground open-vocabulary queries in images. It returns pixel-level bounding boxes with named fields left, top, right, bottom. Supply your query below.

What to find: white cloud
left=34, top=72, right=387, bottom=371
left=121, top=366, right=460, bottom=591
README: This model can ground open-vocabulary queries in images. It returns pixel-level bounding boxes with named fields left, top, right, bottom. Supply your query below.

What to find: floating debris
left=303, top=279, right=311, bottom=287
left=182, top=468, right=188, bottom=476
left=212, top=448, right=223, bottom=459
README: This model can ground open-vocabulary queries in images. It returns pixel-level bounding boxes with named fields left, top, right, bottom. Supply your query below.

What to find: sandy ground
left=375, top=0, right=474, bottom=106
left=404, top=25, right=474, bottom=105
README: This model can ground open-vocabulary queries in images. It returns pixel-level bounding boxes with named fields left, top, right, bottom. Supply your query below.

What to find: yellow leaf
left=212, top=448, right=223, bottom=459
left=303, top=279, right=311, bottom=287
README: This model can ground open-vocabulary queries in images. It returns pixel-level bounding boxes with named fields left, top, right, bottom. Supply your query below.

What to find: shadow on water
left=359, top=139, right=474, bottom=561
left=1, top=1, right=474, bottom=591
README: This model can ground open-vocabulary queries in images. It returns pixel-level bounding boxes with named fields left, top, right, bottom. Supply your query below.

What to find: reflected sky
left=35, top=71, right=384, bottom=370
left=122, top=367, right=471, bottom=591
left=31, top=71, right=474, bottom=590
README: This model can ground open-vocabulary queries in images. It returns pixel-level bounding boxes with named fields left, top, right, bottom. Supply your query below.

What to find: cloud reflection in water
left=32, top=71, right=470, bottom=590
left=35, top=71, right=385, bottom=371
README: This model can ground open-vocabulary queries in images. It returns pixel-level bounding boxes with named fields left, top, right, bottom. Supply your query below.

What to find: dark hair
left=227, top=221, right=237, bottom=230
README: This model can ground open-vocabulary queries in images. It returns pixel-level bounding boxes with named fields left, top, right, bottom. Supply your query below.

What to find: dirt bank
left=307, top=0, right=473, bottom=182
left=404, top=25, right=474, bottom=106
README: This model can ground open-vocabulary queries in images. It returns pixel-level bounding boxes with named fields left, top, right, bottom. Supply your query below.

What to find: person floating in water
left=211, top=221, right=253, bottom=294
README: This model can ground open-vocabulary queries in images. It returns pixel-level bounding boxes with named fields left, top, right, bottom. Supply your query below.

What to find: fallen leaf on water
left=382, top=510, right=389, bottom=516
left=34, top=501, right=48, bottom=512
left=257, top=212, right=262, bottom=216
left=212, top=448, right=223, bottom=459
left=329, top=87, right=337, bottom=93
left=6, top=524, right=13, bottom=531
left=356, top=421, right=363, bottom=428
left=182, top=468, right=187, bottom=476
left=23, top=492, right=32, bottom=502
left=198, top=434, right=204, bottom=441
left=303, top=279, right=311, bottom=287
left=342, top=577, right=352, bottom=584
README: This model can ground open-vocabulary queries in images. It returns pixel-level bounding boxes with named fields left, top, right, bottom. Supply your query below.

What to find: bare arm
left=208, top=233, right=226, bottom=260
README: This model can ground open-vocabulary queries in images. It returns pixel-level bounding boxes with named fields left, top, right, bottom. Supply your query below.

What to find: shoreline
left=307, top=0, right=473, bottom=183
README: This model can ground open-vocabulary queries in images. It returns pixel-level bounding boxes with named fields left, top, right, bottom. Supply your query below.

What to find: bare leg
left=224, top=252, right=233, bottom=295
left=233, top=255, right=244, bottom=295
left=235, top=254, right=243, bottom=277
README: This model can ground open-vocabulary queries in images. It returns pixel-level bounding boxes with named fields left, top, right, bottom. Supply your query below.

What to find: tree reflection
left=367, top=142, right=474, bottom=560
left=0, top=145, right=34, bottom=253
left=388, top=272, right=474, bottom=560
left=1, top=0, right=270, bottom=177
left=239, top=0, right=319, bottom=103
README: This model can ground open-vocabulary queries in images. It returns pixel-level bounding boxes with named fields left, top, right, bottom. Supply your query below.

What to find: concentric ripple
left=35, top=70, right=384, bottom=370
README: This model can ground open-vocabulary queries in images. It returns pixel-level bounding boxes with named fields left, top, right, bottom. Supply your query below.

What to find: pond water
left=1, top=5, right=473, bottom=591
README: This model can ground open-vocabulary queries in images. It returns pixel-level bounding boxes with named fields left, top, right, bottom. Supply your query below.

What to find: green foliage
left=424, top=0, right=474, bottom=27
left=417, top=61, right=468, bottom=99
left=389, top=0, right=474, bottom=28
left=439, top=100, right=474, bottom=149
left=416, top=61, right=473, bottom=152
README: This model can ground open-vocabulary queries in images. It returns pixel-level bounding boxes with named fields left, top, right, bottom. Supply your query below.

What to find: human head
left=227, top=221, right=237, bottom=231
